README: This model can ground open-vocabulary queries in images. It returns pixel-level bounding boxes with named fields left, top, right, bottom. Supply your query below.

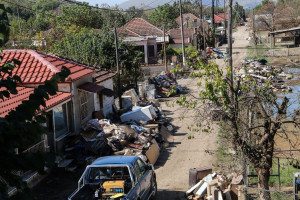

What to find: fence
left=245, top=187, right=295, bottom=200
left=23, top=139, right=46, bottom=153
left=246, top=157, right=300, bottom=200
left=249, top=36, right=300, bottom=57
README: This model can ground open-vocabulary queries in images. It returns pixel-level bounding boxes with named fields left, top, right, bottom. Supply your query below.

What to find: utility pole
left=17, top=7, right=22, bottom=39
left=252, top=9, right=258, bottom=57
left=202, top=19, right=206, bottom=51
left=199, top=0, right=204, bottom=51
left=224, top=0, right=227, bottom=40
left=199, top=0, right=206, bottom=51
left=163, top=23, right=168, bottom=72
left=114, top=27, right=122, bottom=109
left=179, top=0, right=186, bottom=65
left=228, top=0, right=233, bottom=83
left=199, top=0, right=202, bottom=21
left=212, top=0, right=215, bottom=47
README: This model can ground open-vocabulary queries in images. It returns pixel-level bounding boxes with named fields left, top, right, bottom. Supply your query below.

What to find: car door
left=126, top=166, right=140, bottom=200
left=136, top=159, right=152, bottom=199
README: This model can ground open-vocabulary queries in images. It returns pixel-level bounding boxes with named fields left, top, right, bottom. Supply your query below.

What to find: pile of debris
left=186, top=172, right=244, bottom=200
left=144, top=71, right=182, bottom=98
left=206, top=47, right=225, bottom=59
left=238, top=58, right=295, bottom=92
left=63, top=88, right=174, bottom=170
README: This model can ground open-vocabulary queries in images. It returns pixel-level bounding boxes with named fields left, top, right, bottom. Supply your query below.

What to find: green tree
left=233, top=2, right=245, bottom=24
left=57, top=4, right=103, bottom=29
left=177, top=58, right=298, bottom=199
left=118, top=45, right=144, bottom=92
left=0, top=4, right=70, bottom=199
left=0, top=4, right=10, bottom=46
left=147, top=3, right=179, bottom=29
left=50, top=27, right=116, bottom=68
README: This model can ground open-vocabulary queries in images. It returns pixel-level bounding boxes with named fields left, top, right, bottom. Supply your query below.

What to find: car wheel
left=150, top=177, right=157, bottom=200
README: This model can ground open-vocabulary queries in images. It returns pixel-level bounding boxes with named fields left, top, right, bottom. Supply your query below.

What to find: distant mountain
left=118, top=0, right=262, bottom=10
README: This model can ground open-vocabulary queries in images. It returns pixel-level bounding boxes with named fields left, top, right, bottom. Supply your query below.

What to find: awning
left=78, top=82, right=114, bottom=97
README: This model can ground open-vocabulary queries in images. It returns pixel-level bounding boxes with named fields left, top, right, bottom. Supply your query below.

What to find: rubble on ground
left=186, top=171, right=244, bottom=200
left=206, top=47, right=225, bottom=59
left=237, top=58, right=297, bottom=93
left=62, top=85, right=176, bottom=170
left=143, top=71, right=182, bottom=98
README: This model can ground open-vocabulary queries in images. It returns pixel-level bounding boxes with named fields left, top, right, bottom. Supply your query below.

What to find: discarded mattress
left=120, top=105, right=157, bottom=122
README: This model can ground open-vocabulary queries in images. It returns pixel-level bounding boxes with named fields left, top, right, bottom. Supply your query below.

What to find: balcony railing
left=23, top=140, right=46, bottom=153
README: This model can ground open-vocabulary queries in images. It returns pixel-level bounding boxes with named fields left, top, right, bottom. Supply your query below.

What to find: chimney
left=194, top=19, right=198, bottom=34
left=185, top=15, right=190, bottom=27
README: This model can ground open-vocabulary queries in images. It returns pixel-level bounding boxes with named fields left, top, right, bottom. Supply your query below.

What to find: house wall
left=98, top=78, right=114, bottom=116
left=58, top=83, right=71, bottom=92
left=71, top=75, right=95, bottom=133
left=170, top=43, right=192, bottom=49
left=130, top=38, right=158, bottom=64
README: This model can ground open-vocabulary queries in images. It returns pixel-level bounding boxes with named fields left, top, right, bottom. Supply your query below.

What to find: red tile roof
left=117, top=18, right=164, bottom=38
left=1, top=49, right=94, bottom=84
left=214, top=13, right=228, bottom=23
left=176, top=13, right=201, bottom=26
left=93, top=69, right=116, bottom=83
left=168, top=27, right=196, bottom=43
left=0, top=87, right=72, bottom=118
left=78, top=82, right=105, bottom=93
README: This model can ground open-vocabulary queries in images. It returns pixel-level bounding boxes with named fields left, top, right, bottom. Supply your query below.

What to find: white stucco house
left=117, top=18, right=169, bottom=65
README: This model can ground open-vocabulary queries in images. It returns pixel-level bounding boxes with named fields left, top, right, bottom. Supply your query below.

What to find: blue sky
left=78, top=0, right=127, bottom=6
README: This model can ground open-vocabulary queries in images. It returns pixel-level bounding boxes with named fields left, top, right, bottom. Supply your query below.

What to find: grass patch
left=248, top=158, right=299, bottom=188
left=270, top=192, right=293, bottom=200
left=269, top=158, right=299, bottom=187
left=215, top=128, right=243, bottom=173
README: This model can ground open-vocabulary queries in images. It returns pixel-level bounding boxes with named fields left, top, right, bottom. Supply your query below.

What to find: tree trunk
left=257, top=168, right=271, bottom=200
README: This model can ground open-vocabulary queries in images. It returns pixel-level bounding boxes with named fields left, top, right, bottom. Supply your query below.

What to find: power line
left=3, top=0, right=175, bottom=14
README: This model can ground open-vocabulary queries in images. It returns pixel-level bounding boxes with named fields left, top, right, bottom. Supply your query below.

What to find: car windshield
left=87, top=166, right=130, bottom=183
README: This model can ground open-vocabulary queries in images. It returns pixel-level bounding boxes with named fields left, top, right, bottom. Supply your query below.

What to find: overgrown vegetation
left=176, top=52, right=299, bottom=199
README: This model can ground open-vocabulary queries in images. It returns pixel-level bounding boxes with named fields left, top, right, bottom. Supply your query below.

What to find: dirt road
left=155, top=25, right=250, bottom=200
left=216, top=25, right=250, bottom=70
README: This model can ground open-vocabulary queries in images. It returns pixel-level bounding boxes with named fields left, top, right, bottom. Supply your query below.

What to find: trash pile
left=145, top=71, right=183, bottom=98
left=206, top=47, right=225, bottom=59
left=238, top=58, right=295, bottom=92
left=62, top=87, right=175, bottom=170
left=186, top=172, right=244, bottom=200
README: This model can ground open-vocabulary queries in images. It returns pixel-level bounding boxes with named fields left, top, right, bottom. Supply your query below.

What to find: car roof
left=91, top=156, right=139, bottom=166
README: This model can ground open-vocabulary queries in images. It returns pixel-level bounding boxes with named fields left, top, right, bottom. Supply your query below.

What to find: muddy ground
left=155, top=25, right=251, bottom=200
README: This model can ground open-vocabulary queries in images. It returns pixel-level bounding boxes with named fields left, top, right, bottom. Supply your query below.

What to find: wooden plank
left=146, top=140, right=160, bottom=165
left=160, top=125, right=174, bottom=143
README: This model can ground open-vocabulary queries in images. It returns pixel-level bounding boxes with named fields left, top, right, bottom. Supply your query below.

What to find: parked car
left=68, top=155, right=157, bottom=200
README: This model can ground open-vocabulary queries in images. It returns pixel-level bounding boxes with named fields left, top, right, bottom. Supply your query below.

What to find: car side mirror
left=146, top=164, right=153, bottom=171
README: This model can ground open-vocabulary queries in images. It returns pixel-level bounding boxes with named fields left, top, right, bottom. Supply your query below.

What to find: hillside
left=118, top=0, right=262, bottom=10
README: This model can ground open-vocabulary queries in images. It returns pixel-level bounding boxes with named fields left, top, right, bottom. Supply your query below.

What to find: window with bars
left=79, top=90, right=89, bottom=121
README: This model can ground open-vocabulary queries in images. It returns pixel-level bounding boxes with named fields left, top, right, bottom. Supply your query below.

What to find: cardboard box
left=146, top=139, right=160, bottom=165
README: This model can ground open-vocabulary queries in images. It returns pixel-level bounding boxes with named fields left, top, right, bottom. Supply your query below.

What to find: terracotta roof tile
left=214, top=13, right=228, bottom=23
left=1, top=49, right=94, bottom=84
left=168, top=27, right=196, bottom=44
left=93, top=69, right=116, bottom=83
left=78, top=82, right=105, bottom=93
left=117, top=18, right=164, bottom=38
left=0, top=87, right=72, bottom=118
